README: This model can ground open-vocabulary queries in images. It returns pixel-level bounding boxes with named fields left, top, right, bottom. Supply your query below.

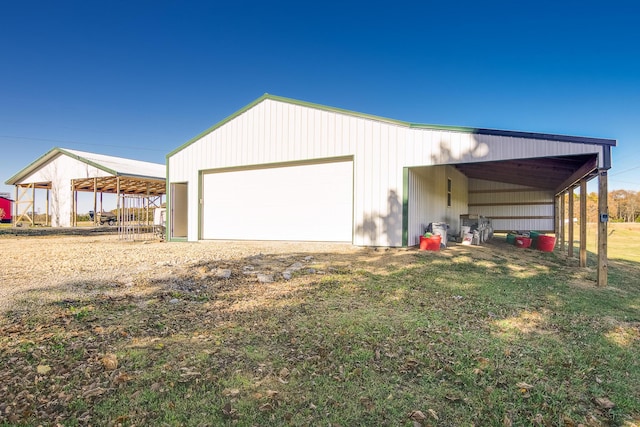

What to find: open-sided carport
left=5, top=147, right=166, bottom=229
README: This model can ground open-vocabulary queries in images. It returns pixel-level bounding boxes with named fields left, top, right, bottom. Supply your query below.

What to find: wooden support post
left=93, top=177, right=98, bottom=226
left=116, top=177, right=121, bottom=227
left=74, top=184, right=78, bottom=227
left=70, top=180, right=74, bottom=226
left=554, top=194, right=560, bottom=237
left=146, top=183, right=150, bottom=225
left=579, top=179, right=587, bottom=267
left=568, top=187, right=574, bottom=258
left=46, top=188, right=50, bottom=226
left=13, top=185, right=18, bottom=226
left=559, top=192, right=565, bottom=251
left=597, top=170, right=608, bottom=287
left=32, top=183, right=36, bottom=225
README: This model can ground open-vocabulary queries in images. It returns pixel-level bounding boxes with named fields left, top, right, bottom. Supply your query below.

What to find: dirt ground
left=0, top=234, right=416, bottom=315
left=0, top=232, right=566, bottom=317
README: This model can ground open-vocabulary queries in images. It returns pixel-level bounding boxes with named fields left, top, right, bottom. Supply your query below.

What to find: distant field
left=574, top=222, right=640, bottom=263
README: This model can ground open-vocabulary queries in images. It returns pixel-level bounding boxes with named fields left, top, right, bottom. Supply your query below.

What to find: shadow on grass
left=1, top=243, right=639, bottom=426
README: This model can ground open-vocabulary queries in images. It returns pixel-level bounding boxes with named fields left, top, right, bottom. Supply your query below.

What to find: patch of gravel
left=0, top=235, right=363, bottom=314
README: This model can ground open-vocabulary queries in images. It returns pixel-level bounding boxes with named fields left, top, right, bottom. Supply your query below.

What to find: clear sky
left=1, top=1, right=639, bottom=207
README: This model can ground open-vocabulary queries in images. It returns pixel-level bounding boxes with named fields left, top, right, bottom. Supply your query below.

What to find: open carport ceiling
left=454, top=154, right=598, bottom=192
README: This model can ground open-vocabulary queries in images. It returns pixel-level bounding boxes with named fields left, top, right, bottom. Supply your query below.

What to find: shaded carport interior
left=13, top=175, right=166, bottom=226
left=447, top=147, right=612, bottom=286
left=454, top=154, right=598, bottom=193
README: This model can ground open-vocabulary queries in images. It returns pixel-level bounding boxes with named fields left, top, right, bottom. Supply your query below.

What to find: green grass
left=1, top=226, right=639, bottom=426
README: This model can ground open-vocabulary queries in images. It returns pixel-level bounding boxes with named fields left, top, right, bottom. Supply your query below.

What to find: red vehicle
left=0, top=196, right=12, bottom=223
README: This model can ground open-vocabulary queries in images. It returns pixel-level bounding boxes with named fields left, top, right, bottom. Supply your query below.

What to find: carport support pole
left=13, top=185, right=18, bottom=226
left=579, top=179, right=587, bottom=267
left=559, top=192, right=565, bottom=251
left=597, top=170, right=608, bottom=287
left=93, top=178, right=98, bottom=226
left=554, top=194, right=561, bottom=245
left=71, top=179, right=75, bottom=227
left=32, top=183, right=36, bottom=226
left=568, top=187, right=574, bottom=258
left=46, top=188, right=50, bottom=226
left=116, top=177, right=121, bottom=227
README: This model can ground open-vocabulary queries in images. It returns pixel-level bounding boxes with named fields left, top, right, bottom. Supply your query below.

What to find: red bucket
left=419, top=235, right=441, bottom=251
left=537, top=235, right=556, bottom=252
left=515, top=236, right=532, bottom=249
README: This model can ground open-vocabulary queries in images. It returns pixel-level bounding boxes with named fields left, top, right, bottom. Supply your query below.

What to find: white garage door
left=201, top=160, right=353, bottom=241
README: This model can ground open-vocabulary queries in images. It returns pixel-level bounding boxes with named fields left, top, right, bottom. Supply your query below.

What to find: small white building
left=167, top=94, right=615, bottom=247
left=5, top=147, right=166, bottom=227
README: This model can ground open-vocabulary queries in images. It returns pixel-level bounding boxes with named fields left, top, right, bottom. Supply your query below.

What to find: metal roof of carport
left=454, top=154, right=601, bottom=193
left=5, top=147, right=166, bottom=195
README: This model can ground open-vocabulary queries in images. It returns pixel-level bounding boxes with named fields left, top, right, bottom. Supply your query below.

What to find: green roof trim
left=167, top=94, right=616, bottom=160
left=4, top=147, right=118, bottom=185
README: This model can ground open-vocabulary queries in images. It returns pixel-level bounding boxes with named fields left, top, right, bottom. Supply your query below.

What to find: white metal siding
left=407, top=165, right=468, bottom=246
left=468, top=179, right=554, bottom=232
left=201, top=160, right=353, bottom=242
left=17, top=154, right=112, bottom=227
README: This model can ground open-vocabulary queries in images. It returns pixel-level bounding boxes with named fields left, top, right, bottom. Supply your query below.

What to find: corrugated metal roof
left=62, top=148, right=165, bottom=179
left=5, top=147, right=165, bottom=185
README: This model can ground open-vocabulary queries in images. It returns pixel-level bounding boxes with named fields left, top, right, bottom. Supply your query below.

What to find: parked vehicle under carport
left=89, top=210, right=117, bottom=226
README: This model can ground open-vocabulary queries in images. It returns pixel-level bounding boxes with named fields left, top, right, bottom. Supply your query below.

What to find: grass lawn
left=1, top=226, right=639, bottom=426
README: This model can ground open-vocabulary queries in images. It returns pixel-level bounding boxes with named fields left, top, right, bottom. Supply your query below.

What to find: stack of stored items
left=426, top=222, right=448, bottom=247
left=419, top=222, right=449, bottom=251
left=460, top=214, right=493, bottom=245
left=506, top=230, right=557, bottom=252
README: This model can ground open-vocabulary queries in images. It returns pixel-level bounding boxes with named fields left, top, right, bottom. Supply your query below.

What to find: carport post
left=597, top=170, right=608, bottom=287
left=45, top=188, right=49, bottom=226
left=93, top=178, right=98, bottom=226
left=559, top=192, right=565, bottom=251
left=567, top=187, right=574, bottom=258
left=579, top=179, right=587, bottom=267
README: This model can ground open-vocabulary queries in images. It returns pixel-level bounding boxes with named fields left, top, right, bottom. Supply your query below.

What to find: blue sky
left=1, top=0, right=639, bottom=205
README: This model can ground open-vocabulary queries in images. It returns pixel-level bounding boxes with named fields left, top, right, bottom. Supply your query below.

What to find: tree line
left=573, top=189, right=639, bottom=223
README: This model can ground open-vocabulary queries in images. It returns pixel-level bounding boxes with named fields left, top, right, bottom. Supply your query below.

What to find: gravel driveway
left=0, top=234, right=366, bottom=314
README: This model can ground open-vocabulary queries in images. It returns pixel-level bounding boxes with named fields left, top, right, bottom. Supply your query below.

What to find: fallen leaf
left=594, top=397, right=615, bottom=409
left=259, top=402, right=274, bottom=411
left=222, top=388, right=240, bottom=397
left=36, top=365, right=52, bottom=374
left=477, top=357, right=491, bottom=368
left=113, top=372, right=133, bottom=384
left=279, top=367, right=290, bottom=379
left=533, top=413, right=544, bottom=425
left=409, top=410, right=427, bottom=421
left=516, top=381, right=534, bottom=390
left=82, top=387, right=106, bottom=398
left=101, top=353, right=118, bottom=370
left=222, top=402, right=237, bottom=418
left=266, top=389, right=279, bottom=399
left=428, top=408, right=439, bottom=420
